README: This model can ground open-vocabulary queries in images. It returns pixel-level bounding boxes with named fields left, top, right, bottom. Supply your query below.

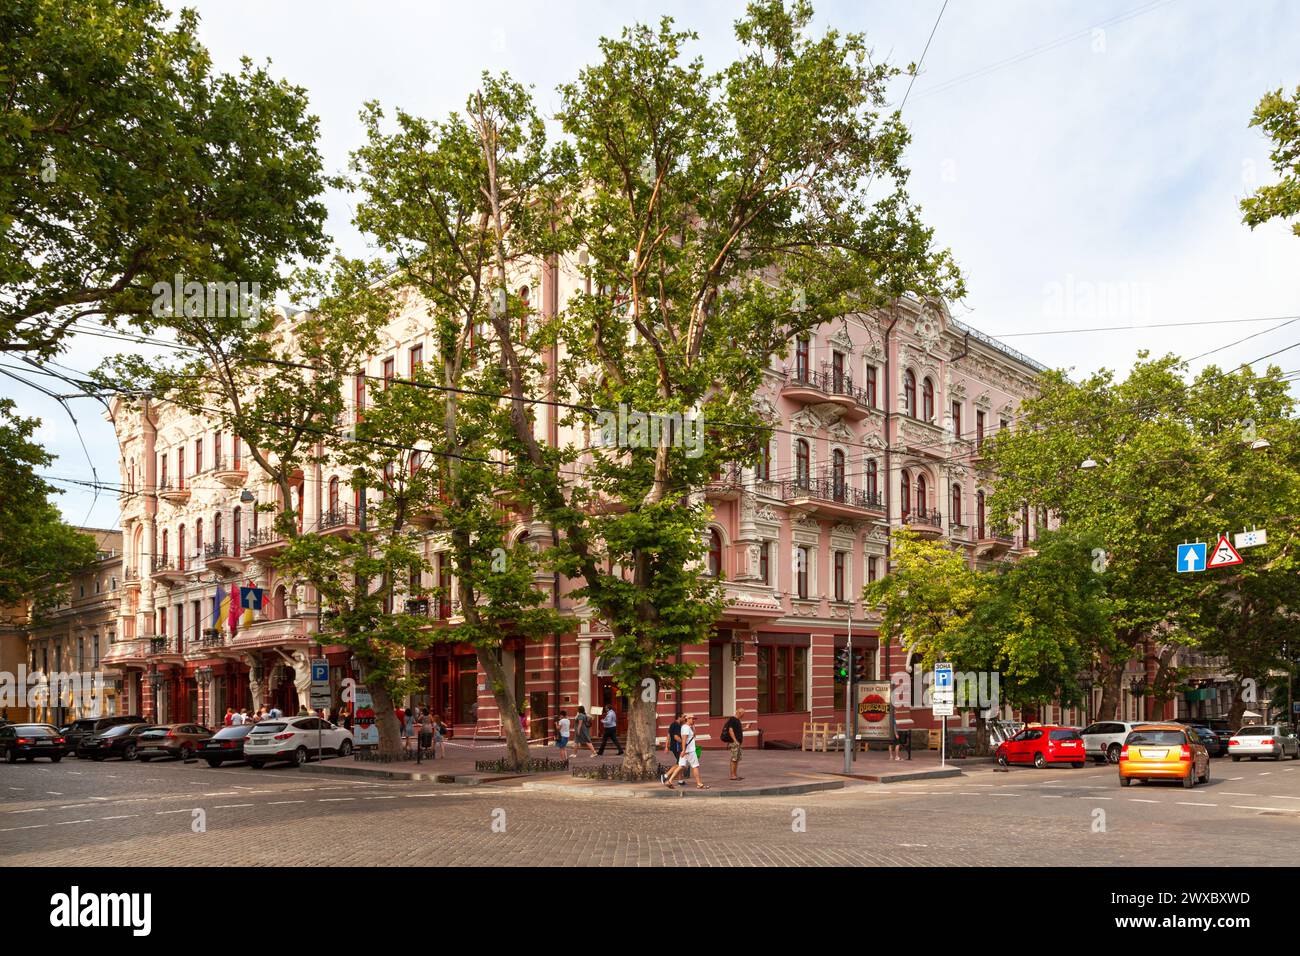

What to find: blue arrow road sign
left=1176, top=543, right=1206, bottom=573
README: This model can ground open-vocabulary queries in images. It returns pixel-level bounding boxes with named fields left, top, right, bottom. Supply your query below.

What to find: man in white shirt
left=556, top=711, right=571, bottom=759
left=596, top=704, right=623, bottom=756
left=230, top=710, right=245, bottom=726
left=662, top=714, right=708, bottom=789
left=267, top=705, right=282, bottom=719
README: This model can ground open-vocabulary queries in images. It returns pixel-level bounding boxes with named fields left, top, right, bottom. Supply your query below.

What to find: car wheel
left=50, top=754, right=62, bottom=763
left=249, top=760, right=264, bottom=769
left=338, top=740, right=353, bottom=757
left=1033, top=752, right=1047, bottom=769
left=995, top=751, right=1009, bottom=767
left=1120, top=776, right=1132, bottom=787
left=91, top=754, right=105, bottom=762
left=294, top=746, right=309, bottom=767
left=137, top=755, right=150, bottom=762
left=205, top=759, right=222, bottom=768
left=1199, top=764, right=1210, bottom=785
left=1182, top=770, right=1196, bottom=789
left=1106, top=743, right=1122, bottom=764
left=4, top=749, right=16, bottom=764
left=1231, top=755, right=1240, bottom=762
left=123, top=743, right=137, bottom=761
left=1071, top=762, right=1085, bottom=768
left=179, top=744, right=194, bottom=761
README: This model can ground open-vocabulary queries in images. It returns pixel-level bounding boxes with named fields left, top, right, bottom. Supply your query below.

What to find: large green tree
left=1, top=0, right=334, bottom=357
left=0, top=401, right=98, bottom=612
left=1241, top=85, right=1300, bottom=236
left=491, top=0, right=962, bottom=775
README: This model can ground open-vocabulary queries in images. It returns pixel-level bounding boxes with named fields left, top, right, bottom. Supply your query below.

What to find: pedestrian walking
left=402, top=707, right=415, bottom=751
left=418, top=710, right=434, bottom=753
left=596, top=704, right=623, bottom=756
left=665, top=712, right=690, bottom=784
left=572, top=705, right=597, bottom=756
left=721, top=707, right=746, bottom=780
left=663, top=714, right=708, bottom=789
left=223, top=707, right=234, bottom=727
left=556, top=710, right=571, bottom=760
left=888, top=704, right=902, bottom=761
left=340, top=705, right=352, bottom=731
left=432, top=714, right=447, bottom=757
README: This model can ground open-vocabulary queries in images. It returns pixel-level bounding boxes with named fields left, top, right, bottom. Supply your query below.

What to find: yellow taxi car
left=1118, top=723, right=1210, bottom=788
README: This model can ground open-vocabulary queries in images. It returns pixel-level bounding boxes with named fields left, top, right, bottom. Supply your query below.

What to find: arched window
left=866, top=459, right=878, bottom=501
left=795, top=439, right=810, bottom=487
left=922, top=377, right=935, bottom=421
left=831, top=448, right=846, bottom=500
left=916, top=474, right=928, bottom=515
left=233, top=507, right=242, bottom=557
left=161, top=529, right=168, bottom=561
left=213, top=513, right=222, bottom=550
left=977, top=491, right=986, bottom=539
left=796, top=545, right=809, bottom=599
left=273, top=585, right=287, bottom=620
left=707, top=529, right=723, bottom=577
left=177, top=525, right=186, bottom=571
left=329, top=477, right=340, bottom=515
left=904, top=369, right=917, bottom=418
left=951, top=484, right=962, bottom=525
left=194, top=518, right=203, bottom=559
left=900, top=472, right=911, bottom=517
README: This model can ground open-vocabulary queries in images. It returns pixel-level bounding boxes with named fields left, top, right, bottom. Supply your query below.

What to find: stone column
left=577, top=635, right=593, bottom=712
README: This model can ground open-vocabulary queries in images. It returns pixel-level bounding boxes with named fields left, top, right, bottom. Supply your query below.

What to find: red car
left=995, top=725, right=1087, bottom=769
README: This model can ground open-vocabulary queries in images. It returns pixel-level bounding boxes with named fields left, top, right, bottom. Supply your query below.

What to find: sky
left=11, top=0, right=1300, bottom=529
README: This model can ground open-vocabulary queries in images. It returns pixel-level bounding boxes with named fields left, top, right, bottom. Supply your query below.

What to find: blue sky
left=12, top=0, right=1300, bottom=528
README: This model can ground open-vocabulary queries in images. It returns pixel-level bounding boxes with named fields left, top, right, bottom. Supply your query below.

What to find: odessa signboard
left=856, top=681, right=894, bottom=739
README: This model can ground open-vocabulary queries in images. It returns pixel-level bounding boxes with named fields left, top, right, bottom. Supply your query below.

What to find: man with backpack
left=721, top=707, right=746, bottom=781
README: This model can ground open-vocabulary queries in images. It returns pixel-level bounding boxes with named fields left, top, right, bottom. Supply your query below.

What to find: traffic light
left=834, top=647, right=850, bottom=684
left=852, top=650, right=867, bottom=683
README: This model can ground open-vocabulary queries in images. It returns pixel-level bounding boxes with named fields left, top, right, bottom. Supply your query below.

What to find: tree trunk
left=974, top=712, right=990, bottom=756
left=1096, top=660, right=1126, bottom=721
left=369, top=682, right=403, bottom=759
left=477, top=647, right=530, bottom=767
left=621, top=684, right=658, bottom=777
left=1228, top=678, right=1248, bottom=731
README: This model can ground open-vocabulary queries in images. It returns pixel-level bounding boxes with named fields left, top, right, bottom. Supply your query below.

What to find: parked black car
left=1187, top=725, right=1228, bottom=757
left=78, top=722, right=157, bottom=761
left=60, top=715, right=147, bottom=755
left=197, top=724, right=256, bottom=767
left=0, top=723, right=67, bottom=762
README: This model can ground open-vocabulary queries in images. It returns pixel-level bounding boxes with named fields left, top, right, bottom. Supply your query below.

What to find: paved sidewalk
left=298, top=740, right=989, bottom=794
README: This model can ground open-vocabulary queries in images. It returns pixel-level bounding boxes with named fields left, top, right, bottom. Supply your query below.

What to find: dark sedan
left=77, top=722, right=157, bottom=761
left=61, top=715, right=147, bottom=755
left=1188, top=725, right=1228, bottom=757
left=0, top=723, right=67, bottom=762
left=197, top=724, right=256, bottom=767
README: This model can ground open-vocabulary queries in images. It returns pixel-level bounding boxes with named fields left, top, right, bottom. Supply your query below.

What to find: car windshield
left=15, top=725, right=58, bottom=735
left=100, top=724, right=135, bottom=738
left=1235, top=727, right=1274, bottom=736
left=213, top=725, right=254, bottom=739
left=250, top=723, right=287, bottom=734
left=1126, top=730, right=1185, bottom=746
left=1050, top=730, right=1081, bottom=741
left=140, top=728, right=173, bottom=739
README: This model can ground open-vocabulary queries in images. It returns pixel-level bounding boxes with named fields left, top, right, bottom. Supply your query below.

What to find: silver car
left=1079, top=720, right=1142, bottom=764
left=1229, top=724, right=1300, bottom=762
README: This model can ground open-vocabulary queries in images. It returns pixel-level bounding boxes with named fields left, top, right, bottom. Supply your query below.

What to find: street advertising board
left=352, top=685, right=379, bottom=747
left=856, top=681, right=895, bottom=739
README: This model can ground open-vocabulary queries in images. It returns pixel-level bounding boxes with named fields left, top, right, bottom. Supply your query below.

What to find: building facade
left=105, top=268, right=1062, bottom=746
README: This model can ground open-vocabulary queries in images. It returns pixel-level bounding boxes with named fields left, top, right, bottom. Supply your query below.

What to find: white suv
left=244, top=717, right=354, bottom=768
left=1079, top=721, right=1142, bottom=764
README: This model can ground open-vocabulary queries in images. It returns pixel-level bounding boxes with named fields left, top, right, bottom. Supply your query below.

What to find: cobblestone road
left=4, top=755, right=1299, bottom=866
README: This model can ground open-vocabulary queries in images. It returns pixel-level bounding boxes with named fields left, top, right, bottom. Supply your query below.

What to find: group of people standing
left=396, top=705, right=448, bottom=757
left=661, top=708, right=747, bottom=790
left=223, top=705, right=283, bottom=726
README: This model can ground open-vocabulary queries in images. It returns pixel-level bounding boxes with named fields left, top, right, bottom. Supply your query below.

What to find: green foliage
left=0, top=400, right=98, bottom=610
left=1241, top=85, right=1300, bottom=236
left=1, top=0, right=335, bottom=357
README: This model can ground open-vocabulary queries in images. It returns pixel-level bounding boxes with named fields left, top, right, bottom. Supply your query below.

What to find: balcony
left=704, top=463, right=744, bottom=501
left=781, top=367, right=873, bottom=420
left=776, top=474, right=884, bottom=521
left=316, top=505, right=359, bottom=536
left=211, top=453, right=249, bottom=488
left=975, top=530, right=1016, bottom=557
left=148, top=635, right=182, bottom=659
left=157, top=479, right=191, bottom=505
left=184, top=628, right=230, bottom=659
left=245, top=527, right=288, bottom=558
left=902, top=508, right=944, bottom=539
left=204, top=539, right=248, bottom=574
left=123, top=567, right=142, bottom=590
left=150, top=555, right=185, bottom=585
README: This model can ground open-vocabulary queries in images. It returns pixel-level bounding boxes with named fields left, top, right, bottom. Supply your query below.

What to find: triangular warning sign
left=1207, top=534, right=1243, bottom=568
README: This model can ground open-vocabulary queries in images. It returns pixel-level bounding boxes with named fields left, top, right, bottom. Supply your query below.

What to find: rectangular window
left=868, top=556, right=879, bottom=583
left=176, top=449, right=184, bottom=488
left=382, top=356, right=395, bottom=387
left=354, top=372, right=366, bottom=421
left=437, top=553, right=451, bottom=619
left=409, top=344, right=423, bottom=374
left=951, top=401, right=962, bottom=439
left=865, top=365, right=877, bottom=407
left=757, top=645, right=808, bottom=714
left=831, top=351, right=844, bottom=392
left=975, top=410, right=986, bottom=449
left=759, top=542, right=770, bottom=584
left=833, top=551, right=846, bottom=602
left=160, top=453, right=167, bottom=489
left=1000, top=417, right=1010, bottom=432
left=709, top=642, right=724, bottom=717
left=192, top=599, right=201, bottom=643
left=195, top=438, right=203, bottom=474
left=756, top=442, right=770, bottom=481
left=796, top=546, right=809, bottom=599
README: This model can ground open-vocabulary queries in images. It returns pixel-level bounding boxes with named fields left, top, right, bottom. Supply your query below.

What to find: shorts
left=678, top=750, right=699, bottom=769
left=729, top=741, right=742, bottom=763
left=556, top=736, right=568, bottom=749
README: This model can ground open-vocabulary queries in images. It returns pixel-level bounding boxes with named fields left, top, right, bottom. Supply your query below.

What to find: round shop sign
left=858, top=692, right=888, bottom=723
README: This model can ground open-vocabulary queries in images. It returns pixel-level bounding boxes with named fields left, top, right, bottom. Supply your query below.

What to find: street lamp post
left=1130, top=676, right=1146, bottom=723
left=195, top=665, right=212, bottom=727
left=147, top=670, right=163, bottom=722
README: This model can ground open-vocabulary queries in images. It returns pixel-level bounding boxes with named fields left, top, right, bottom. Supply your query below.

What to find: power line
left=987, top=315, right=1300, bottom=338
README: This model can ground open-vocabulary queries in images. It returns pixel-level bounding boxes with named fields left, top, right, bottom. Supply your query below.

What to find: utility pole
left=844, top=603, right=854, bottom=775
